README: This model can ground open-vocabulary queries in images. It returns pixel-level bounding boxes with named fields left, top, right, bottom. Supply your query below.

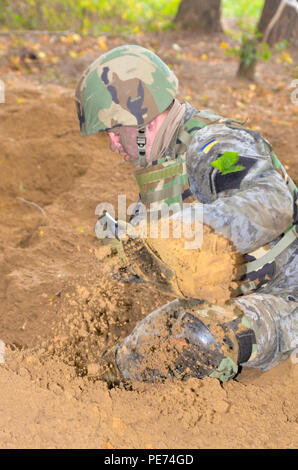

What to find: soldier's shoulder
left=185, top=117, right=275, bottom=202
left=187, top=117, right=272, bottom=161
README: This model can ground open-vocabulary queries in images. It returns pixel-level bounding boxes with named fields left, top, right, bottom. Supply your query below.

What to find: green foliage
left=222, top=0, right=291, bottom=70
left=240, top=35, right=259, bottom=66
left=225, top=31, right=292, bottom=68
left=222, top=0, right=264, bottom=36
left=211, top=152, right=245, bottom=175
left=222, top=0, right=264, bottom=21
left=274, top=39, right=289, bottom=52
left=258, top=41, right=272, bottom=61
left=225, top=35, right=257, bottom=66
left=0, top=0, right=180, bottom=32
left=0, top=0, right=266, bottom=34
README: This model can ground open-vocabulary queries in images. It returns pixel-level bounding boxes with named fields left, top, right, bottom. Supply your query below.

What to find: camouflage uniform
left=186, top=103, right=297, bottom=370
left=75, top=45, right=298, bottom=381
left=120, top=102, right=298, bottom=377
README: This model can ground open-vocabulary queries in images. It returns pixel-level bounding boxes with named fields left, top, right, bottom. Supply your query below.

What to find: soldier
left=75, top=45, right=297, bottom=383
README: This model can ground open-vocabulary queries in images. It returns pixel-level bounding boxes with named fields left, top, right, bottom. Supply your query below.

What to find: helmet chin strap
left=137, top=126, right=147, bottom=168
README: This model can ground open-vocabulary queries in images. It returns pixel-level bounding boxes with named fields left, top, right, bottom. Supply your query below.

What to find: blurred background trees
left=0, top=0, right=296, bottom=81
left=236, top=0, right=298, bottom=80
left=0, top=1, right=296, bottom=47
left=258, top=0, right=298, bottom=45
left=174, top=0, right=223, bottom=33
left=0, top=0, right=265, bottom=34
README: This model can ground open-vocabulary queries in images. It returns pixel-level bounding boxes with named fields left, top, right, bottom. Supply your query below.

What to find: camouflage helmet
left=75, top=45, right=179, bottom=136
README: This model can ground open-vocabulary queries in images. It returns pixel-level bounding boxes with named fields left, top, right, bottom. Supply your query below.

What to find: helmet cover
left=75, top=45, right=178, bottom=136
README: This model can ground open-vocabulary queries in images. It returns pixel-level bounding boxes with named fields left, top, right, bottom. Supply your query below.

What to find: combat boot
left=109, top=299, right=257, bottom=383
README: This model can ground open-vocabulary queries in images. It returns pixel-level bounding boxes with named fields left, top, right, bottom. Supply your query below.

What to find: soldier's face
left=108, top=127, right=140, bottom=165
left=108, top=123, right=157, bottom=167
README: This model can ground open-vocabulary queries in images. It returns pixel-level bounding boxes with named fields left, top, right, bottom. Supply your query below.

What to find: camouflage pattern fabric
left=75, top=45, right=178, bottom=135
left=128, top=102, right=297, bottom=372
left=135, top=156, right=188, bottom=208
left=134, top=152, right=195, bottom=220
left=186, top=120, right=293, bottom=253
left=132, top=108, right=231, bottom=220
left=234, top=294, right=297, bottom=370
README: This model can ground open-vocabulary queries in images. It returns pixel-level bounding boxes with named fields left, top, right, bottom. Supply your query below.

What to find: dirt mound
left=0, top=84, right=96, bottom=205
left=2, top=345, right=297, bottom=448
left=42, top=259, right=171, bottom=376
left=0, top=80, right=142, bottom=348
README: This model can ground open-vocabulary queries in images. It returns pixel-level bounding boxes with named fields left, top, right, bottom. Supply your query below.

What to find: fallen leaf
left=72, top=33, right=81, bottom=43
left=236, top=100, right=245, bottom=109
left=281, top=51, right=293, bottom=64
left=97, top=36, right=107, bottom=51
left=9, top=55, right=21, bottom=68
left=37, top=51, right=46, bottom=59
left=172, top=43, right=182, bottom=52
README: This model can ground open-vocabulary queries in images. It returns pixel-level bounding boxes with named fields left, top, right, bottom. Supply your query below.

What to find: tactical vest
left=134, top=110, right=231, bottom=218
left=134, top=109, right=298, bottom=295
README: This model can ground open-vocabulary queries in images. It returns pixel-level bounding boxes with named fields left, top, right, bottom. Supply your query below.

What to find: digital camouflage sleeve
left=183, top=104, right=297, bottom=369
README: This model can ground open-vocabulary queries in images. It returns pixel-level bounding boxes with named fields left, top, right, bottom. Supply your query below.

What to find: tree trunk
left=237, top=37, right=258, bottom=81
left=174, top=0, right=223, bottom=33
left=257, top=0, right=298, bottom=46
